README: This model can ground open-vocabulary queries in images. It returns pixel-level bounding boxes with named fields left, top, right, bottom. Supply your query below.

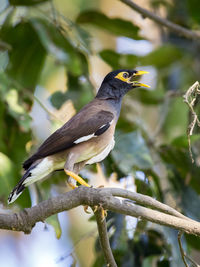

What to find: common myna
left=8, top=69, right=149, bottom=203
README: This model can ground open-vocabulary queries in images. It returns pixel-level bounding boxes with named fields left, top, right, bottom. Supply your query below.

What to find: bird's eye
left=114, top=71, right=130, bottom=82
left=123, top=72, right=129, bottom=79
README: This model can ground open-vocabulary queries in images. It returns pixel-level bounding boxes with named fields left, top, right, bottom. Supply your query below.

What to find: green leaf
left=9, top=0, right=49, bottom=6
left=0, top=82, right=31, bottom=207
left=180, top=186, right=200, bottom=221
left=5, top=89, right=32, bottom=131
left=46, top=214, right=62, bottom=239
left=157, top=260, right=170, bottom=267
left=159, top=145, right=200, bottom=195
left=76, top=10, right=140, bottom=39
left=0, top=51, right=9, bottom=71
left=111, top=131, right=153, bottom=174
left=132, top=87, right=165, bottom=105
left=64, top=20, right=92, bottom=54
left=51, top=70, right=93, bottom=110
left=99, top=49, right=138, bottom=69
left=140, top=45, right=183, bottom=68
left=163, top=98, right=188, bottom=142
left=50, top=91, right=69, bottom=110
left=99, top=45, right=182, bottom=69
left=1, top=21, right=46, bottom=89
left=171, top=134, right=200, bottom=148
left=0, top=152, right=16, bottom=199
left=185, top=234, right=200, bottom=250
left=30, top=18, right=82, bottom=75
left=186, top=0, right=200, bottom=24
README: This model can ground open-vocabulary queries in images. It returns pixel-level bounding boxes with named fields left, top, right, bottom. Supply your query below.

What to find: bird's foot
left=65, top=169, right=90, bottom=187
left=83, top=205, right=91, bottom=214
left=83, top=205, right=107, bottom=219
left=97, top=185, right=104, bottom=188
left=66, top=176, right=78, bottom=189
left=93, top=204, right=107, bottom=221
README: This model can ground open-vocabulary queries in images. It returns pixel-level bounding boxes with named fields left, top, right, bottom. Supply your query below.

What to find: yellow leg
left=64, top=170, right=90, bottom=187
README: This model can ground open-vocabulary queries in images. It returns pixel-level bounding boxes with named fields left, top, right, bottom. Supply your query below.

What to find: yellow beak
left=134, top=70, right=149, bottom=76
left=134, top=82, right=150, bottom=88
left=128, top=70, right=150, bottom=88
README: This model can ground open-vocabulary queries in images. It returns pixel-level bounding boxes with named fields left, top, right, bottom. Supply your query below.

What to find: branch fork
left=1, top=187, right=200, bottom=266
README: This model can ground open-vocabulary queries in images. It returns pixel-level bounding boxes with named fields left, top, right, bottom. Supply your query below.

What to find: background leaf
left=46, top=214, right=62, bottom=239
left=76, top=10, right=140, bottom=39
left=9, top=0, right=49, bottom=6
left=1, top=21, right=46, bottom=89
left=112, top=131, right=153, bottom=174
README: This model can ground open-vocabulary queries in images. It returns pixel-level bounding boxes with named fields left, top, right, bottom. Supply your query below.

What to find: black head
left=96, top=69, right=149, bottom=100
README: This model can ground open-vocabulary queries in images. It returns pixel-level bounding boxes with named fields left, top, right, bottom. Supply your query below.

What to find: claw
left=101, top=208, right=107, bottom=221
left=66, top=177, right=77, bottom=189
left=93, top=204, right=107, bottom=222
left=84, top=205, right=91, bottom=214
left=93, top=205, right=98, bottom=213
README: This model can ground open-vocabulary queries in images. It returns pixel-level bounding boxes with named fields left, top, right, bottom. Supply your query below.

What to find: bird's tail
left=8, top=158, right=54, bottom=204
left=8, top=167, right=33, bottom=204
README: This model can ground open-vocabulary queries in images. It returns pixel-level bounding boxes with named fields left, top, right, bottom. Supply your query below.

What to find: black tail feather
left=8, top=167, right=32, bottom=204
left=23, top=154, right=38, bottom=170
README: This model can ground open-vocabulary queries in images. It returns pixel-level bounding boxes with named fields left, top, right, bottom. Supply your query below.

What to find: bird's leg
left=64, top=158, right=91, bottom=213
left=64, top=169, right=90, bottom=187
left=64, top=157, right=90, bottom=188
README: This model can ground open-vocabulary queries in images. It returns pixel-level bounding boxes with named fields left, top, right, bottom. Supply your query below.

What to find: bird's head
left=96, top=69, right=150, bottom=100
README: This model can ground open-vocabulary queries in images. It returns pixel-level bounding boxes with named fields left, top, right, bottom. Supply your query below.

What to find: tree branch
left=94, top=206, right=117, bottom=267
left=103, top=188, right=191, bottom=221
left=1, top=187, right=200, bottom=237
left=119, top=0, right=200, bottom=41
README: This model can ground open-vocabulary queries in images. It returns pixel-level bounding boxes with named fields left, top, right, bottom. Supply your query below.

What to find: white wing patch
left=86, top=137, right=115, bottom=164
left=74, top=134, right=95, bottom=144
left=99, top=124, right=106, bottom=129
left=74, top=119, right=113, bottom=145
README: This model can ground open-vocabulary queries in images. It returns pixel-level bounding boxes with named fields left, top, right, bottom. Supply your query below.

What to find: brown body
left=31, top=98, right=118, bottom=172
left=8, top=69, right=149, bottom=203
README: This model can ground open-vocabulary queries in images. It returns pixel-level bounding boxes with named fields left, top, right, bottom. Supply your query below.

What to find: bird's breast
left=86, top=137, right=115, bottom=164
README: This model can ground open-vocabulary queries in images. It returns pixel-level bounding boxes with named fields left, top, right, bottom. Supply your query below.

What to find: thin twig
left=56, top=227, right=97, bottom=263
left=178, top=231, right=189, bottom=267
left=119, top=0, right=200, bottom=41
left=178, top=231, right=200, bottom=267
left=94, top=206, right=117, bottom=267
left=34, top=96, right=63, bottom=124
left=50, top=0, right=58, bottom=26
left=183, top=81, right=200, bottom=162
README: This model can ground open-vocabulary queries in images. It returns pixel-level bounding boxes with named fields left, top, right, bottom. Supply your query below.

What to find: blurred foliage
left=0, top=0, right=200, bottom=266
left=76, top=10, right=140, bottom=39
left=99, top=45, right=183, bottom=69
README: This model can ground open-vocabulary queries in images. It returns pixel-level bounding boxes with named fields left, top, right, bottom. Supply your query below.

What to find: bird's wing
left=23, top=109, right=114, bottom=169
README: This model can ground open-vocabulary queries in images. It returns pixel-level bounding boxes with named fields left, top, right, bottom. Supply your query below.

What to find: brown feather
left=23, top=99, right=114, bottom=169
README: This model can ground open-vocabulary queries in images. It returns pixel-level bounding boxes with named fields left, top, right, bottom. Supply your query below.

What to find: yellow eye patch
left=115, top=72, right=129, bottom=82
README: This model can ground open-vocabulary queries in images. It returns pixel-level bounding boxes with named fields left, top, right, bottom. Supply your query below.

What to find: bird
left=8, top=69, right=149, bottom=204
